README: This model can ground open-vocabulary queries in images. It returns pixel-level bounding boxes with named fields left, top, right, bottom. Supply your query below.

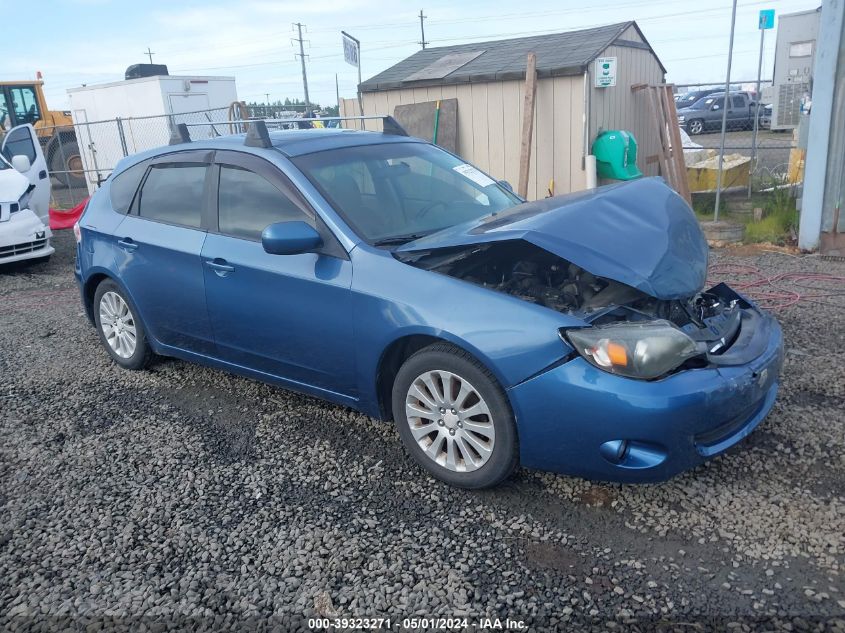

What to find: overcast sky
left=2, top=0, right=821, bottom=110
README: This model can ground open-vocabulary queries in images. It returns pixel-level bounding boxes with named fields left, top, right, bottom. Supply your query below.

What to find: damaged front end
left=396, top=239, right=760, bottom=381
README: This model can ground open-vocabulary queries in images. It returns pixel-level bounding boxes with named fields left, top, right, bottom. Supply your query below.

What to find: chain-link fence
left=673, top=80, right=804, bottom=199
left=38, top=104, right=338, bottom=209
left=35, top=92, right=804, bottom=213
left=38, top=106, right=257, bottom=209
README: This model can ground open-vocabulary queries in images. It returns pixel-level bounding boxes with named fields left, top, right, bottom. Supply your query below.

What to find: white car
left=1, top=124, right=53, bottom=265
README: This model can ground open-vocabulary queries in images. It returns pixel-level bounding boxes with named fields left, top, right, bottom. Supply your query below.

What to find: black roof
left=360, top=21, right=665, bottom=92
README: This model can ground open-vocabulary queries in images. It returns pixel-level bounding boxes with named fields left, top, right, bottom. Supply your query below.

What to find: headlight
left=17, top=188, right=33, bottom=212
left=677, top=115, right=686, bottom=122
left=565, top=320, right=699, bottom=380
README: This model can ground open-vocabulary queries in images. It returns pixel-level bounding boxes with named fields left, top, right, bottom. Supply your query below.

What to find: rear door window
left=731, top=96, right=746, bottom=108
left=137, top=163, right=207, bottom=228
left=217, top=165, right=312, bottom=240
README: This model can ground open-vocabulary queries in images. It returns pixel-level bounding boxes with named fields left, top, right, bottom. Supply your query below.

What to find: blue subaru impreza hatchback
left=74, top=118, right=783, bottom=488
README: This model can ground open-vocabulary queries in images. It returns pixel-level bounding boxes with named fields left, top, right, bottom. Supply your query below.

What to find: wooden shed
left=344, top=22, right=666, bottom=200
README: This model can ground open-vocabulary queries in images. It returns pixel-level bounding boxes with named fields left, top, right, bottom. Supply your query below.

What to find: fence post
left=116, top=118, right=128, bottom=157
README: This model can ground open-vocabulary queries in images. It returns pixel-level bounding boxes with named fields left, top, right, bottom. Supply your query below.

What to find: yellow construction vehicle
left=0, top=80, right=83, bottom=187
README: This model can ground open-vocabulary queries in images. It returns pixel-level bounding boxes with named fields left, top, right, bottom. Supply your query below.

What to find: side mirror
left=261, top=221, right=322, bottom=255
left=11, top=155, right=31, bottom=173
left=711, top=104, right=720, bottom=111
left=498, top=180, right=514, bottom=192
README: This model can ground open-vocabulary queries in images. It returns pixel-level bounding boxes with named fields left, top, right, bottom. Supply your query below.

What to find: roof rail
left=178, top=115, right=409, bottom=147
left=168, top=123, right=191, bottom=145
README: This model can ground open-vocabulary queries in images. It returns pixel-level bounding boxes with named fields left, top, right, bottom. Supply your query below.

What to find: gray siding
left=589, top=25, right=665, bottom=177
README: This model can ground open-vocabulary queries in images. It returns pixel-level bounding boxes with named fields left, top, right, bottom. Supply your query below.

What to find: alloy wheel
left=689, top=120, right=703, bottom=135
left=99, top=291, right=137, bottom=359
left=405, top=370, right=496, bottom=472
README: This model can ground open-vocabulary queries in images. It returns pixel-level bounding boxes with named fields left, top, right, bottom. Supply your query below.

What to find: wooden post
left=518, top=52, right=537, bottom=199
left=661, top=85, right=692, bottom=205
left=646, top=87, right=671, bottom=182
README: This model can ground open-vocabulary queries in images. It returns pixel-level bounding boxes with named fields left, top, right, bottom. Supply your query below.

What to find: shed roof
left=360, top=21, right=665, bottom=92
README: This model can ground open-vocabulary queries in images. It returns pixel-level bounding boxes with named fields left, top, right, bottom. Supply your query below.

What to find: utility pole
left=713, top=0, right=738, bottom=222
left=293, top=22, right=311, bottom=112
left=144, top=48, right=155, bottom=64
left=418, top=10, right=429, bottom=49
left=335, top=74, right=340, bottom=115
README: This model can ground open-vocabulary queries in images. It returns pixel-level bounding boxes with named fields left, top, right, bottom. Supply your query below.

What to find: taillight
left=73, top=222, right=82, bottom=244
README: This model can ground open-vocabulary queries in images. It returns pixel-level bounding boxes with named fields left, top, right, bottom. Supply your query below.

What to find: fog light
left=599, top=439, right=629, bottom=464
left=599, top=439, right=667, bottom=469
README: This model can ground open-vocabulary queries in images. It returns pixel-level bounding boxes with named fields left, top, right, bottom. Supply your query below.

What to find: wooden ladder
left=632, top=83, right=692, bottom=205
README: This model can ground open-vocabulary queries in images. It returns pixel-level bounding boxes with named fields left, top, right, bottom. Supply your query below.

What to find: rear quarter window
left=109, top=161, right=148, bottom=214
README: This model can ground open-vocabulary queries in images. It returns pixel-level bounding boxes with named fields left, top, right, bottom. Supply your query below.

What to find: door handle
left=117, top=238, right=138, bottom=252
left=205, top=259, right=235, bottom=276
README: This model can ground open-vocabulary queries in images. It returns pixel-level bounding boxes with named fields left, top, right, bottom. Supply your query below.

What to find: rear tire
left=49, top=139, right=85, bottom=188
left=93, top=279, right=153, bottom=370
left=392, top=343, right=518, bottom=489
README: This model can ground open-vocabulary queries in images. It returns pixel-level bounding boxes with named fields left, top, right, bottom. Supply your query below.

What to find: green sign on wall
left=595, top=57, right=617, bottom=88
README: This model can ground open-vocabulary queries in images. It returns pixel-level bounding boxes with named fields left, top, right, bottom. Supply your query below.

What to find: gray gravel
left=1, top=232, right=844, bottom=632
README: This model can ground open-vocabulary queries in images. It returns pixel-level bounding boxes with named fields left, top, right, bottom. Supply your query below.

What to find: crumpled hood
left=397, top=177, right=708, bottom=300
left=0, top=167, right=29, bottom=204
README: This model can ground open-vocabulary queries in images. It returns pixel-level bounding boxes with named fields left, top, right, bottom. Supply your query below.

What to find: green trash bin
left=591, top=130, right=643, bottom=181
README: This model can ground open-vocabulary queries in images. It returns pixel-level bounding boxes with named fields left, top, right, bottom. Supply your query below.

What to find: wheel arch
left=374, top=331, right=509, bottom=422
left=82, top=271, right=110, bottom=324
left=81, top=271, right=158, bottom=351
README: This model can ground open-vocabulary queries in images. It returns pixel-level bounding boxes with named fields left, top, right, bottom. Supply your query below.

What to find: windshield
left=293, top=142, right=522, bottom=244
left=690, top=96, right=723, bottom=110
left=677, top=92, right=702, bottom=106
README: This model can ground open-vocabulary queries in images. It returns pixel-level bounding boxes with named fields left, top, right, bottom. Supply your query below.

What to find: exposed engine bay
left=396, top=240, right=745, bottom=351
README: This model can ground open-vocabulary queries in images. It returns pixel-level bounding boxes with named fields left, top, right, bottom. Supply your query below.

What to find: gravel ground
left=1, top=231, right=843, bottom=632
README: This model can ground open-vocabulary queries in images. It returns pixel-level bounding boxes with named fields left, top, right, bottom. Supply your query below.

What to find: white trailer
left=67, top=75, right=238, bottom=193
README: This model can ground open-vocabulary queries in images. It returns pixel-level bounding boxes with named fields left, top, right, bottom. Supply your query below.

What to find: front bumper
left=0, top=209, right=54, bottom=264
left=508, top=309, right=784, bottom=483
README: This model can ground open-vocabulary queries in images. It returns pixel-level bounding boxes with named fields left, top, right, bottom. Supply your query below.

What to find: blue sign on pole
left=759, top=9, right=775, bottom=29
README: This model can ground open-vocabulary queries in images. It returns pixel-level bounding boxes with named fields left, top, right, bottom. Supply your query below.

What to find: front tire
left=93, top=279, right=152, bottom=370
left=391, top=343, right=518, bottom=489
left=687, top=119, right=704, bottom=135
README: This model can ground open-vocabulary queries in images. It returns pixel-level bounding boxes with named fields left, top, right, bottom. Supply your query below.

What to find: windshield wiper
left=373, top=233, right=430, bottom=246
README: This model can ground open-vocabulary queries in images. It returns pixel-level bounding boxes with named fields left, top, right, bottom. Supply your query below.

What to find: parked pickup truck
left=677, top=92, right=761, bottom=135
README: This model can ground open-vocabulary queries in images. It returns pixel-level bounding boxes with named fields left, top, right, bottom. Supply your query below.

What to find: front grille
left=694, top=398, right=765, bottom=449
left=0, top=239, right=47, bottom=259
